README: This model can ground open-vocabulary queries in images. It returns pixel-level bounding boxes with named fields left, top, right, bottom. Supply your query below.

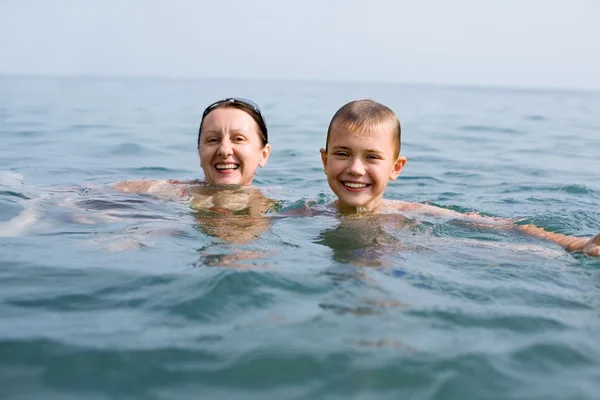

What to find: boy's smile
left=321, top=121, right=406, bottom=213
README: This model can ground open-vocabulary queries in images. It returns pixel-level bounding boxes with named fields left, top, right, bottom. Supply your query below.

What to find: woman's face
left=198, top=108, right=271, bottom=186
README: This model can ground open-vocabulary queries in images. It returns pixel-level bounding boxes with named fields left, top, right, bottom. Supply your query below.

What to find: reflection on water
left=190, top=185, right=277, bottom=245
left=187, top=184, right=279, bottom=215
left=195, top=214, right=272, bottom=245
left=315, top=213, right=422, bottom=267
left=190, top=185, right=279, bottom=268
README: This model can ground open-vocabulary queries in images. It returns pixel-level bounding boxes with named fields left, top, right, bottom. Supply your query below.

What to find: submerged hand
left=583, top=234, right=600, bottom=256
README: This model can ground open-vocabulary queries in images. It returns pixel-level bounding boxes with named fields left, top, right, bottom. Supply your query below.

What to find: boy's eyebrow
left=331, top=145, right=385, bottom=154
left=364, top=148, right=385, bottom=154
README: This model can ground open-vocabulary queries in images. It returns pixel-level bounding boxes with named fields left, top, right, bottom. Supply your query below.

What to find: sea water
left=1, top=75, right=600, bottom=399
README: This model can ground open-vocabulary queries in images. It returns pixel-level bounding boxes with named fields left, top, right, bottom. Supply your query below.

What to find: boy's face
left=320, top=121, right=406, bottom=213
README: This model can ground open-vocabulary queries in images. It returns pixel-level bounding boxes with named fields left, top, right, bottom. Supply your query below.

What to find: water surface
left=1, top=75, right=600, bottom=399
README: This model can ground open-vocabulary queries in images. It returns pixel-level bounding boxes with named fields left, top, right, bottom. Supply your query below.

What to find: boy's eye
left=334, top=151, right=349, bottom=157
left=367, top=154, right=381, bottom=160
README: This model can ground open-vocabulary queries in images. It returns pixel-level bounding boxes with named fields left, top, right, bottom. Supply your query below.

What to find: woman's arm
left=113, top=179, right=168, bottom=194
left=113, top=179, right=189, bottom=201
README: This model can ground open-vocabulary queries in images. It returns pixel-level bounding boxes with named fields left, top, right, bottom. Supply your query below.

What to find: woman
left=114, top=98, right=277, bottom=245
left=115, top=98, right=274, bottom=212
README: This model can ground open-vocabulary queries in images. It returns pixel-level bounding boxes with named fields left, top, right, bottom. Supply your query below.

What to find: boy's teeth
left=215, top=164, right=238, bottom=170
left=344, top=182, right=367, bottom=188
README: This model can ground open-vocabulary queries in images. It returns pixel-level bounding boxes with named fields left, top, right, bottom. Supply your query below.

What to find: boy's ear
left=320, top=148, right=328, bottom=170
left=389, top=156, right=407, bottom=181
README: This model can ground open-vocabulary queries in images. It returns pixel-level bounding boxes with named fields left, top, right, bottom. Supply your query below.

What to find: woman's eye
left=206, top=137, right=218, bottom=143
left=233, top=136, right=246, bottom=142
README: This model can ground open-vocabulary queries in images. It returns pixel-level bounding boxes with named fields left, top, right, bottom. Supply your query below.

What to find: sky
left=1, top=0, right=599, bottom=90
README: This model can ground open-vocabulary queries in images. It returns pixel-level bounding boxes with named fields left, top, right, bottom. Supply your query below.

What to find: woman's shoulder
left=113, top=178, right=205, bottom=193
left=113, top=179, right=169, bottom=193
left=113, top=179, right=199, bottom=202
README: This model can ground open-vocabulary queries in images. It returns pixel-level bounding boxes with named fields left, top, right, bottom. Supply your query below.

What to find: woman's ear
left=389, top=156, right=407, bottom=181
left=320, top=148, right=328, bottom=170
left=258, top=144, right=272, bottom=167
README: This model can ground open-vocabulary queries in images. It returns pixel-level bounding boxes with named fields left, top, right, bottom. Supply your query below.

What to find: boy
left=320, top=100, right=600, bottom=256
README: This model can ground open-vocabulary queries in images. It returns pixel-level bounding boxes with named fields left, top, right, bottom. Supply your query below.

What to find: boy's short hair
left=325, top=100, right=401, bottom=158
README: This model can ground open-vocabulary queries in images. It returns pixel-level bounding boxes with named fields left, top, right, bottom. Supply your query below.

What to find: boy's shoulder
left=380, top=199, right=422, bottom=213
left=282, top=199, right=459, bottom=218
left=292, top=199, right=417, bottom=216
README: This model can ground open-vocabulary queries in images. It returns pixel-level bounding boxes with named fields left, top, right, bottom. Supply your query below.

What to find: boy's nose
left=346, top=158, right=366, bottom=176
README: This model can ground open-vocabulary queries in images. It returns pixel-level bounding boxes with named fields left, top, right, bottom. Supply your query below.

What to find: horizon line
left=1, top=72, right=598, bottom=94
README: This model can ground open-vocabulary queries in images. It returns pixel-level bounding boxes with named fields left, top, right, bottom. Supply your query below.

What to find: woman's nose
left=217, top=139, right=233, bottom=157
left=346, top=158, right=365, bottom=176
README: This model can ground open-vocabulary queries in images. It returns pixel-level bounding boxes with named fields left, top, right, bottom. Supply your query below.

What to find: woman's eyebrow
left=202, top=129, right=222, bottom=135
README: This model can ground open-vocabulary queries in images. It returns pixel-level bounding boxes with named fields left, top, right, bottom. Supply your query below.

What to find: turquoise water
left=1, top=75, right=600, bottom=399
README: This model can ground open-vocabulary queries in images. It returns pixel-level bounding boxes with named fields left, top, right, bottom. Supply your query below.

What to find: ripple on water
left=510, top=340, right=597, bottom=373
left=13, top=129, right=44, bottom=138
left=458, top=125, right=524, bottom=134
left=67, top=123, right=115, bottom=132
left=524, top=114, right=548, bottom=121
left=0, top=190, right=30, bottom=200
left=110, top=142, right=152, bottom=155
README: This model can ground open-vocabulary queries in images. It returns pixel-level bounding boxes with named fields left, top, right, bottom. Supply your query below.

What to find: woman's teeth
left=344, top=182, right=367, bottom=188
left=215, top=164, right=239, bottom=170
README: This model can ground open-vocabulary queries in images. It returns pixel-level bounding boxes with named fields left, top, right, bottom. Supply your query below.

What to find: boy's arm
left=397, top=201, right=600, bottom=256
left=397, top=202, right=510, bottom=226
left=517, top=225, right=600, bottom=256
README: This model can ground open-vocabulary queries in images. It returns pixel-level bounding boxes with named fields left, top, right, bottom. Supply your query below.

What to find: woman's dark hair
left=197, top=98, right=268, bottom=148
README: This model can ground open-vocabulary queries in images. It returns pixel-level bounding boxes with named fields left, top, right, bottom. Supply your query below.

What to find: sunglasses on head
left=201, top=98, right=268, bottom=144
